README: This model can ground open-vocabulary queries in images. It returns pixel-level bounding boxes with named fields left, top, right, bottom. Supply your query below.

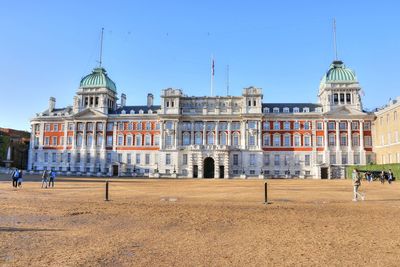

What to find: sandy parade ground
left=1, top=174, right=400, bottom=266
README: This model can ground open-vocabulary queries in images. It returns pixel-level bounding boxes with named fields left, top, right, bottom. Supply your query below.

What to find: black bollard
left=105, top=181, right=109, bottom=201
left=264, top=182, right=268, bottom=204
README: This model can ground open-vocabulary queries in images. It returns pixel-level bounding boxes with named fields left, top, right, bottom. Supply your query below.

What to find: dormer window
left=303, top=107, right=309, bottom=113
left=273, top=107, right=279, bottom=113
left=139, top=109, right=144, bottom=114
left=148, top=110, right=153, bottom=114
left=283, top=107, right=289, bottom=113
left=130, top=110, right=135, bottom=114
left=121, top=110, right=126, bottom=114
left=293, top=107, right=300, bottom=113
left=263, top=107, right=270, bottom=113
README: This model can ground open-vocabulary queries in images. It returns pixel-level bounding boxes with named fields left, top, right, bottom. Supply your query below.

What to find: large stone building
left=28, top=60, right=375, bottom=178
left=373, top=97, right=400, bottom=164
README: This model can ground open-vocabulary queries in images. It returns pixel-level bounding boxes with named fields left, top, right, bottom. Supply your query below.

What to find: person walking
left=380, top=171, right=385, bottom=184
left=352, top=169, right=365, bottom=202
left=388, top=169, right=393, bottom=184
left=41, top=170, right=49, bottom=188
left=11, top=168, right=19, bottom=188
left=48, top=170, right=56, bottom=188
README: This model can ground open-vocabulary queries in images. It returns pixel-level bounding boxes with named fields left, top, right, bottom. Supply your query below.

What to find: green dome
left=80, top=67, right=117, bottom=92
left=321, top=60, right=357, bottom=84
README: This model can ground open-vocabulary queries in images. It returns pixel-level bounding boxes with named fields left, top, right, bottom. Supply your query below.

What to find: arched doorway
left=203, top=157, right=215, bottom=178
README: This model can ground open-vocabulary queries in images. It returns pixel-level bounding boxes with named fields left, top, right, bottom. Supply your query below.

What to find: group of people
left=363, top=170, right=394, bottom=184
left=41, top=170, right=56, bottom=188
left=11, top=168, right=23, bottom=188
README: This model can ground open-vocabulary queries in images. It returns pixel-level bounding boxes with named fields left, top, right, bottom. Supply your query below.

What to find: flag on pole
left=212, top=58, right=215, bottom=76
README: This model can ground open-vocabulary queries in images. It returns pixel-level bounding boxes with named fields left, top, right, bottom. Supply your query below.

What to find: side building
left=28, top=60, right=375, bottom=178
left=373, top=97, right=400, bottom=164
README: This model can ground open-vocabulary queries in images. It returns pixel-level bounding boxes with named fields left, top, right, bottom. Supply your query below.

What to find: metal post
left=264, top=182, right=268, bottom=204
left=105, top=181, right=109, bottom=201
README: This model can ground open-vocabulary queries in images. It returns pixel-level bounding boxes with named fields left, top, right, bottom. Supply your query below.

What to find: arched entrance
left=203, top=157, right=215, bottom=178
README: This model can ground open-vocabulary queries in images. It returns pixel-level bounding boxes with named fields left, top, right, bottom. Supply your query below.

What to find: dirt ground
left=1, top=175, right=400, bottom=267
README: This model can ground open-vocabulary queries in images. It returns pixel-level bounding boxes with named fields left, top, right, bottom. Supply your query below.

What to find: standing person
left=11, top=168, right=19, bottom=188
left=48, top=170, right=56, bottom=188
left=380, top=171, right=385, bottom=184
left=388, top=169, right=393, bottom=184
left=41, top=170, right=48, bottom=188
left=17, top=170, right=23, bottom=188
left=352, top=169, right=365, bottom=202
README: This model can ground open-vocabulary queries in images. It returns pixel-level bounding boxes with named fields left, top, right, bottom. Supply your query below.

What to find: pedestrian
left=388, top=169, right=393, bottom=184
left=11, top=168, right=19, bottom=188
left=380, top=171, right=385, bottom=184
left=367, top=172, right=372, bottom=183
left=48, top=170, right=56, bottom=188
left=17, top=170, right=23, bottom=188
left=41, top=170, right=49, bottom=188
left=352, top=169, right=365, bottom=202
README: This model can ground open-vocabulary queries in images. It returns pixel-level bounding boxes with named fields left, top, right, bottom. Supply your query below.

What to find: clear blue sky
left=1, top=0, right=399, bottom=131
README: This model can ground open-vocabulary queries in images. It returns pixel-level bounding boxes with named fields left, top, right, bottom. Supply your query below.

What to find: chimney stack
left=121, top=93, right=126, bottom=107
left=49, top=97, right=56, bottom=112
left=147, top=93, right=154, bottom=108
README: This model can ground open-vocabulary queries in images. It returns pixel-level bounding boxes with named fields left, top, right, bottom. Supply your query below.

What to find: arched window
left=137, top=121, right=142, bottom=130
left=135, top=134, right=142, bottom=146
left=232, top=132, right=240, bottom=146
left=273, top=134, right=281, bottom=146
left=263, top=134, right=270, bottom=146
left=294, top=134, right=301, bottom=147
left=145, top=134, right=151, bottom=146
left=195, top=132, right=202, bottom=145
left=127, top=122, right=133, bottom=131
left=207, top=132, right=214, bottom=145
left=304, top=135, right=311, bottom=147
left=118, top=135, right=124, bottom=146
left=182, top=132, right=190, bottom=145
left=126, top=135, right=133, bottom=146
left=220, top=132, right=227, bottom=145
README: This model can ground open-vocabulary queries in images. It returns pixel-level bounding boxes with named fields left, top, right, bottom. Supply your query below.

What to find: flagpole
left=210, top=55, right=214, bottom=97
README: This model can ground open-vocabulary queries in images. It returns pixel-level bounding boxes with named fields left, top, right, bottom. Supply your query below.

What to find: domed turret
left=320, top=60, right=357, bottom=85
left=80, top=67, right=117, bottom=92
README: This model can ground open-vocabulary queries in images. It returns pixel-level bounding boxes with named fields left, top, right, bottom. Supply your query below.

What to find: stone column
left=227, top=121, right=232, bottom=146
left=160, top=121, right=164, bottom=149
left=175, top=121, right=179, bottom=148
left=241, top=120, right=246, bottom=149
left=360, top=120, right=365, bottom=165
left=224, top=154, right=230, bottom=178
left=187, top=153, right=193, bottom=178
left=257, top=120, right=262, bottom=148
left=198, top=155, right=203, bottom=178
left=191, top=121, right=194, bottom=145
left=215, top=121, right=219, bottom=146
left=214, top=155, right=220, bottom=178
left=202, top=122, right=206, bottom=145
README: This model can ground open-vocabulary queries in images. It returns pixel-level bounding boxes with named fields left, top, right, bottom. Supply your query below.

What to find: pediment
left=73, top=108, right=107, bottom=119
left=324, top=106, right=366, bottom=117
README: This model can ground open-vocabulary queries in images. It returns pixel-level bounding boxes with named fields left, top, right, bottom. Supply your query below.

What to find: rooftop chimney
left=49, top=97, right=56, bottom=112
left=147, top=93, right=154, bottom=108
left=121, top=93, right=126, bottom=107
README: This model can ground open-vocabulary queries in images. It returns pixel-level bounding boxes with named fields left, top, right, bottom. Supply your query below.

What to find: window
left=137, top=122, right=143, bottom=130
left=45, top=124, right=50, bottom=132
left=294, top=122, right=300, bottom=130
left=273, top=107, right=279, bottom=113
left=341, top=153, right=348, bottom=164
left=220, top=132, right=227, bottom=145
left=54, top=124, right=59, bottom=132
left=231, top=122, right=241, bottom=130
left=34, top=152, right=38, bottom=162
left=303, top=122, right=310, bottom=130
left=364, top=122, right=371, bottom=130
left=127, top=154, right=132, bottom=164
left=232, top=133, right=239, bottom=146
left=67, top=153, right=71, bottom=163
left=351, top=122, right=359, bottom=130
left=78, top=123, right=84, bottom=131
left=304, top=135, right=311, bottom=147
left=340, top=134, right=347, bottom=146
left=107, top=123, right=113, bottom=131
left=87, top=153, right=92, bottom=164
left=154, top=135, right=160, bottom=146
left=263, top=154, right=270, bottom=165
left=273, top=134, right=281, bottom=146
left=273, top=121, right=280, bottom=130
left=293, top=107, right=300, bottom=113
left=87, top=135, right=93, bottom=147
left=317, top=122, right=323, bottom=130
left=183, top=133, right=190, bottom=145
left=182, top=154, right=188, bottom=165
left=207, top=132, right=214, bottom=145
left=284, top=134, right=291, bottom=146
left=145, top=135, right=151, bottom=146
left=330, top=153, right=336, bottom=164
left=346, top=93, right=351, bottom=103
left=126, top=135, right=133, bottom=146
left=263, top=107, right=270, bottom=113
left=249, top=154, right=256, bottom=166
left=44, top=152, right=48, bottom=162
left=146, top=122, right=151, bottom=130
left=294, top=135, right=301, bottom=147
left=136, top=154, right=141, bottom=164
left=87, top=123, right=93, bottom=131
left=145, top=154, right=150, bottom=165
left=304, top=155, right=310, bottom=166
left=118, top=122, right=124, bottom=131
left=96, top=135, right=103, bottom=147
left=76, top=135, right=83, bottom=147
left=52, top=153, right=57, bottom=163
left=263, top=122, right=270, bottom=130
left=284, top=122, right=290, bottom=130
left=136, top=135, right=142, bottom=146
left=303, top=107, right=309, bottom=113
left=233, top=154, right=239, bottom=166
left=52, top=136, right=57, bottom=146
left=97, top=123, right=103, bottom=131
left=354, top=153, right=360, bottom=165
left=166, top=154, right=171, bottom=165
left=283, top=107, right=289, bottom=113
left=263, top=134, right=270, bottom=146
left=76, top=153, right=81, bottom=163
left=248, top=121, right=257, bottom=129
left=317, top=136, right=323, bottom=146
left=106, top=153, right=111, bottom=164
left=328, top=122, right=335, bottom=130
left=127, top=122, right=133, bottom=131
left=352, top=135, right=359, bottom=146
left=68, top=123, right=74, bottom=131
left=106, top=136, right=113, bottom=147
left=195, top=133, right=202, bottom=145
left=339, top=122, right=347, bottom=130
left=274, top=155, right=280, bottom=166
left=394, top=111, right=398, bottom=121
left=206, top=122, right=215, bottom=131
left=118, top=135, right=124, bottom=146
left=329, top=134, right=335, bottom=146
left=317, top=154, right=323, bottom=164
left=248, top=135, right=256, bottom=146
